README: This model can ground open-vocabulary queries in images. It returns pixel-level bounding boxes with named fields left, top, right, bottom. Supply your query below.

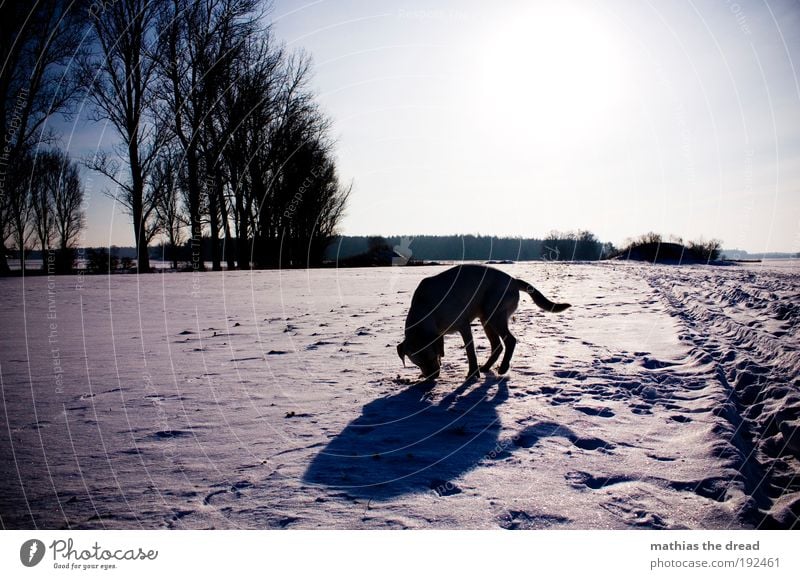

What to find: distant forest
left=327, top=232, right=615, bottom=263
left=7, top=231, right=615, bottom=268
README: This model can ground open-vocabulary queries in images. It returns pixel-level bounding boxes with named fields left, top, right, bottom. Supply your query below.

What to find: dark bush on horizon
left=86, top=248, right=118, bottom=274
left=613, top=233, right=722, bottom=263
left=541, top=230, right=616, bottom=261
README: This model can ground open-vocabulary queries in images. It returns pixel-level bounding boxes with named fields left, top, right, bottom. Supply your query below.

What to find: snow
left=0, top=261, right=797, bottom=529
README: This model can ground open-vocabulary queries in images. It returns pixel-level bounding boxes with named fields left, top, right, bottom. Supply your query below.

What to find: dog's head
left=397, top=336, right=443, bottom=381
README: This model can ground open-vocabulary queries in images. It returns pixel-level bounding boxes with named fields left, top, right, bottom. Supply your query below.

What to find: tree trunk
left=131, top=201, right=150, bottom=273
left=186, top=149, right=204, bottom=273
left=253, top=168, right=271, bottom=268
left=129, top=139, right=150, bottom=274
left=170, top=236, right=178, bottom=270
left=0, top=246, right=10, bottom=274
left=216, top=174, right=236, bottom=270
left=207, top=181, right=221, bottom=272
left=232, top=172, right=249, bottom=269
left=56, top=241, right=73, bottom=274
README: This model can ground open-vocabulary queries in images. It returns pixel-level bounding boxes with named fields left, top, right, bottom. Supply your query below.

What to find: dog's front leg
left=459, top=325, right=479, bottom=380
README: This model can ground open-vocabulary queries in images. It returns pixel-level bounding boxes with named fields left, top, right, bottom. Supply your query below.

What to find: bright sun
left=477, top=4, right=630, bottom=140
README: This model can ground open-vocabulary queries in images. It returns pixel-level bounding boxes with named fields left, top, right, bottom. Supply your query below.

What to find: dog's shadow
left=302, top=377, right=509, bottom=500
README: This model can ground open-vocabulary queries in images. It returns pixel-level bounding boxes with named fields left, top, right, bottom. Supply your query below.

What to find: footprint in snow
left=499, top=510, right=570, bottom=530
left=600, top=499, right=669, bottom=529
left=574, top=405, right=615, bottom=418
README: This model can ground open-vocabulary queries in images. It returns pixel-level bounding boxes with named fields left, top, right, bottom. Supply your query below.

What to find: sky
left=70, top=0, right=800, bottom=252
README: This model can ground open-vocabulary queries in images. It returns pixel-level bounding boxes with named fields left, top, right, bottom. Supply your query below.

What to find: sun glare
left=477, top=4, right=630, bottom=139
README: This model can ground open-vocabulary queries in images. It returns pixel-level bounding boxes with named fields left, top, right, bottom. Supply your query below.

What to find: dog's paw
left=413, top=379, right=436, bottom=391
left=497, top=363, right=510, bottom=375
left=466, top=367, right=480, bottom=381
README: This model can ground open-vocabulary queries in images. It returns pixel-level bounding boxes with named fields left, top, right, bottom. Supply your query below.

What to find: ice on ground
left=0, top=261, right=797, bottom=529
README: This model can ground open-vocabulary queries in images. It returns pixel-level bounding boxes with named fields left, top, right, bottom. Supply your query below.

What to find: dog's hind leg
left=459, top=324, right=480, bottom=379
left=480, top=322, right=503, bottom=372
left=492, top=315, right=517, bottom=374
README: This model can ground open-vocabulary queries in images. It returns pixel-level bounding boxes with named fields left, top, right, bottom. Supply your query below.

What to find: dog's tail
left=515, top=279, right=571, bottom=313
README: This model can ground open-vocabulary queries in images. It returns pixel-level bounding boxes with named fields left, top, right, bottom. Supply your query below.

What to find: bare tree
left=6, top=153, right=34, bottom=270
left=253, top=51, right=351, bottom=267
left=30, top=152, right=58, bottom=259
left=153, top=151, right=186, bottom=269
left=217, top=28, right=284, bottom=268
left=50, top=151, right=84, bottom=273
left=209, top=40, right=351, bottom=268
left=156, top=0, right=261, bottom=271
left=201, top=0, right=261, bottom=271
left=0, top=0, right=87, bottom=274
left=83, top=0, right=167, bottom=273
left=25, top=149, right=85, bottom=273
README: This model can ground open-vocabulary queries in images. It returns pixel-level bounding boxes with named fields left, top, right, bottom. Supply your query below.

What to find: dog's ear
left=397, top=342, right=406, bottom=367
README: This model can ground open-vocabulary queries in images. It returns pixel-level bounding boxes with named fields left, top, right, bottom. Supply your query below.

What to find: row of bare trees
left=85, top=0, right=350, bottom=272
left=1, top=150, right=85, bottom=274
left=0, top=1, right=87, bottom=273
left=19, top=150, right=85, bottom=273
left=1, top=0, right=349, bottom=274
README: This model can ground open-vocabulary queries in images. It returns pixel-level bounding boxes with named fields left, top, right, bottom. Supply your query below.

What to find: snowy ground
left=0, top=261, right=797, bottom=529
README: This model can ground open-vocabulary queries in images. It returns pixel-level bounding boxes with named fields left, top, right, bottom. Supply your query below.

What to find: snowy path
left=0, top=262, right=797, bottom=529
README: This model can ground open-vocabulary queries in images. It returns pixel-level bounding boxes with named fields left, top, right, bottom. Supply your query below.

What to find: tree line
left=1, top=0, right=350, bottom=274
left=328, top=232, right=617, bottom=263
left=328, top=232, right=724, bottom=264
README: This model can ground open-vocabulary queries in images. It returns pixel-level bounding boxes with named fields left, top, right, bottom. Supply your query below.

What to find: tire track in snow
left=646, top=265, right=799, bottom=528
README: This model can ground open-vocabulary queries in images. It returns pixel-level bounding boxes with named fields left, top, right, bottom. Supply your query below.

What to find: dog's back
left=407, top=264, right=518, bottom=333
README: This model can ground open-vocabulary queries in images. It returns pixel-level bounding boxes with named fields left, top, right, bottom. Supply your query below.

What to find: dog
left=397, top=264, right=570, bottom=380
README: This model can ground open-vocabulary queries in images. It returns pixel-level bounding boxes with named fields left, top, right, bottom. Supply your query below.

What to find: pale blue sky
left=69, top=0, right=800, bottom=252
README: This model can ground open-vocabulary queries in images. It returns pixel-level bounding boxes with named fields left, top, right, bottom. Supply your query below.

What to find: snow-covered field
left=1, top=261, right=797, bottom=529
